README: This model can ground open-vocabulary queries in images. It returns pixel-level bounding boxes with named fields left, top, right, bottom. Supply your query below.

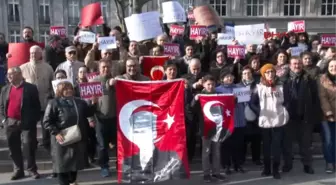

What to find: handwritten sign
left=291, top=46, right=306, bottom=56
left=234, top=24, right=264, bottom=45
left=50, top=26, right=66, bottom=38
left=288, top=20, right=305, bottom=33
left=227, top=45, right=245, bottom=59
left=169, top=24, right=185, bottom=36
left=163, top=43, right=180, bottom=56
left=189, top=25, right=207, bottom=40
left=86, top=72, right=99, bottom=81
left=98, top=36, right=117, bottom=50
left=52, top=79, right=73, bottom=93
left=321, top=34, right=336, bottom=47
left=78, top=31, right=96, bottom=44
left=233, top=86, right=251, bottom=103
left=217, top=25, right=235, bottom=45
left=162, top=1, right=186, bottom=23
left=79, top=82, right=103, bottom=99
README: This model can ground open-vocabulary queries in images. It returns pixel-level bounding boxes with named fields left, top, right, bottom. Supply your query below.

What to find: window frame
left=283, top=0, right=301, bottom=16
left=321, top=0, right=336, bottom=16
left=246, top=0, right=264, bottom=16
left=68, top=0, right=80, bottom=25
left=9, top=29, right=21, bottom=43
left=8, top=0, right=20, bottom=23
left=39, top=30, right=50, bottom=45
left=209, top=0, right=227, bottom=17
left=39, top=0, right=51, bottom=24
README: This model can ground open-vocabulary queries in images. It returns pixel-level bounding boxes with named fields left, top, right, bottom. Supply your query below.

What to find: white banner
left=234, top=24, right=264, bottom=45
left=125, top=11, right=163, bottom=42
left=98, top=36, right=117, bottom=50
left=218, top=25, right=235, bottom=45
left=78, top=31, right=96, bottom=44
left=162, top=1, right=186, bottom=23
left=233, top=86, right=251, bottom=103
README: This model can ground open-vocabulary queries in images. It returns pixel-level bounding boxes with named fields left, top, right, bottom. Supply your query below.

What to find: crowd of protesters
left=0, top=21, right=335, bottom=185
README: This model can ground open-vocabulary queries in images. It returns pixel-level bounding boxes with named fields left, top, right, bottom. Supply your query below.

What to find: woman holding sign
left=43, top=81, right=97, bottom=185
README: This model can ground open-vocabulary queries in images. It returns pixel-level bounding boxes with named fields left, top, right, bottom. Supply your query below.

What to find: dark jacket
left=0, top=82, right=41, bottom=129
left=42, top=97, right=95, bottom=173
left=182, top=72, right=207, bottom=95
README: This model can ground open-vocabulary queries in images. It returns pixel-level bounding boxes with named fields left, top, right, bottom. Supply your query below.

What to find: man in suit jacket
left=0, top=67, right=41, bottom=180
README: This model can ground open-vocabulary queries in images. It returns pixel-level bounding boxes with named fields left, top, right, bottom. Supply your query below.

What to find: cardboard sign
left=169, top=24, right=185, bottom=36
left=321, top=34, right=336, bottom=47
left=79, top=82, right=103, bottom=99
left=287, top=20, right=305, bottom=33
left=98, top=36, right=117, bottom=50
left=291, top=46, right=306, bottom=56
left=227, top=45, right=245, bottom=59
left=162, top=1, right=186, bottom=23
left=86, top=72, right=99, bottom=81
left=50, top=26, right=66, bottom=37
left=189, top=25, right=207, bottom=40
left=81, top=2, right=104, bottom=27
left=78, top=31, right=96, bottom=44
left=234, top=23, right=264, bottom=45
left=163, top=43, right=180, bottom=56
left=7, top=42, right=45, bottom=68
left=233, top=86, right=251, bottom=103
left=218, top=25, right=235, bottom=45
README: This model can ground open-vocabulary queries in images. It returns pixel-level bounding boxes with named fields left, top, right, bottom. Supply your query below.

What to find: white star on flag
left=225, top=109, right=231, bottom=117
left=163, top=113, right=175, bottom=129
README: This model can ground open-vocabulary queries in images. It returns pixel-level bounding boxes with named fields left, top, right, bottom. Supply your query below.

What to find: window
left=8, top=0, right=20, bottom=22
left=284, top=0, right=301, bottom=16
left=68, top=0, right=80, bottom=25
left=178, top=0, right=194, bottom=10
left=40, top=30, right=49, bottom=45
left=321, top=0, right=336, bottom=15
left=209, top=0, right=227, bottom=16
left=68, top=26, right=76, bottom=41
left=39, top=0, right=50, bottom=24
left=247, top=0, right=264, bottom=16
left=100, top=0, right=109, bottom=19
left=9, top=29, right=21, bottom=43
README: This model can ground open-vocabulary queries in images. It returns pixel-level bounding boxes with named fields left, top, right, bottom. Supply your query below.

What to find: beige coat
left=20, top=61, right=54, bottom=110
left=318, top=74, right=336, bottom=121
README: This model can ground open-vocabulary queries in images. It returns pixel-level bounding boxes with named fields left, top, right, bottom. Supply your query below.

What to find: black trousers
left=262, top=127, right=284, bottom=168
left=185, top=121, right=197, bottom=162
left=87, top=126, right=97, bottom=161
left=58, top=171, right=77, bottom=185
left=5, top=118, right=37, bottom=172
left=283, top=120, right=313, bottom=167
left=221, top=127, right=245, bottom=168
left=244, top=132, right=262, bottom=162
left=40, top=111, right=51, bottom=147
left=96, top=117, right=117, bottom=169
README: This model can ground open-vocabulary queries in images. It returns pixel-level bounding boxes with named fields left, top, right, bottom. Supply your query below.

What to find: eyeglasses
left=265, top=71, right=275, bottom=74
left=68, top=51, right=76, bottom=55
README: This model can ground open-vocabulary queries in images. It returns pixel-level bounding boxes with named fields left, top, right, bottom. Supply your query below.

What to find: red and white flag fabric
left=199, top=94, right=235, bottom=141
left=115, top=79, right=190, bottom=183
left=141, top=56, right=169, bottom=80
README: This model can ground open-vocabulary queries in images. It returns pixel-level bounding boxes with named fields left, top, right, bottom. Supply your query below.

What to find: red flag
left=199, top=94, right=235, bottom=141
left=116, top=79, right=190, bottom=183
left=141, top=56, right=169, bottom=80
left=8, top=42, right=45, bottom=68
left=80, top=2, right=104, bottom=27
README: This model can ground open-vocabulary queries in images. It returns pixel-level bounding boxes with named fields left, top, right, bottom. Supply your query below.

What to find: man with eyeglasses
left=56, top=46, right=84, bottom=84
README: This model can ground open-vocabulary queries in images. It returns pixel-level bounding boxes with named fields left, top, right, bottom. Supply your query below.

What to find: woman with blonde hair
left=43, top=81, right=97, bottom=185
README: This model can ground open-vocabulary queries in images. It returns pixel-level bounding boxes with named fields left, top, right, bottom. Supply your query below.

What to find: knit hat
left=260, top=64, right=275, bottom=79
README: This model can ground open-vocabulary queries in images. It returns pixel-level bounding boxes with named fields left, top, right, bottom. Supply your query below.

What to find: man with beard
left=21, top=27, right=38, bottom=44
left=45, top=35, right=66, bottom=70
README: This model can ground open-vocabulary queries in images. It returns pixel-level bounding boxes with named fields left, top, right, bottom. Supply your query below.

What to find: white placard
left=78, top=31, right=96, bottom=44
left=52, top=79, right=74, bottom=93
left=98, top=36, right=117, bottom=50
left=162, top=1, right=186, bottom=23
left=125, top=11, right=163, bottom=42
left=218, top=25, right=235, bottom=45
left=291, top=46, right=306, bottom=56
left=233, top=86, right=251, bottom=103
left=234, top=24, right=264, bottom=45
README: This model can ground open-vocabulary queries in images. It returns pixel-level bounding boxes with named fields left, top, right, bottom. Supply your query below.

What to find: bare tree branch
left=133, top=0, right=153, bottom=14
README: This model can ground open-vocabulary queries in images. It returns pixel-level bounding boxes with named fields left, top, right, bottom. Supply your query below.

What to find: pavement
left=0, top=159, right=334, bottom=185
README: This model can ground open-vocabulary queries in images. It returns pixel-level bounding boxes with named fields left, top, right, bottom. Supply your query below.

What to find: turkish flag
left=8, top=42, right=45, bottom=68
left=115, top=79, right=190, bottom=183
left=141, top=56, right=169, bottom=80
left=199, top=94, right=235, bottom=141
left=80, top=2, right=104, bottom=27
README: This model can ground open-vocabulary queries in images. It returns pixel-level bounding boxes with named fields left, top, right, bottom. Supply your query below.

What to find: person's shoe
left=212, top=174, right=227, bottom=182
left=272, top=162, right=281, bottom=179
left=203, top=174, right=211, bottom=183
left=282, top=165, right=293, bottom=173
left=11, top=171, right=24, bottom=180
left=234, top=166, right=246, bottom=173
left=326, top=163, right=334, bottom=174
left=272, top=171, right=281, bottom=179
left=261, top=169, right=271, bottom=176
left=304, top=165, right=314, bottom=174
left=101, top=168, right=110, bottom=177
left=225, top=167, right=232, bottom=175
left=29, top=171, right=40, bottom=179
left=49, top=173, right=57, bottom=178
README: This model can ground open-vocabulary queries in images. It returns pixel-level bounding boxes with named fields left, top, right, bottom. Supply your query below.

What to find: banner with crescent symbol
left=141, top=56, right=169, bottom=80
left=115, top=79, right=190, bottom=183
left=199, top=94, right=235, bottom=141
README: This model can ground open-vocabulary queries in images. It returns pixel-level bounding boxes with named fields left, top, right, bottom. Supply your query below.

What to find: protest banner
left=189, top=25, right=207, bottom=40
left=287, top=20, right=305, bottom=33
left=227, top=45, right=245, bottom=59
left=79, top=82, right=103, bottom=99
left=50, top=26, right=66, bottom=37
left=163, top=43, right=180, bottom=56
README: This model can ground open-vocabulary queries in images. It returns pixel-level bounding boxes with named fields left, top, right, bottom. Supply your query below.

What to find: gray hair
left=9, top=66, right=22, bottom=73
left=29, top=45, right=42, bottom=53
left=190, top=58, right=201, bottom=66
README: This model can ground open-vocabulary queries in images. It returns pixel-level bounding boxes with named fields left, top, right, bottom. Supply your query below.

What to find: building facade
left=0, top=0, right=335, bottom=44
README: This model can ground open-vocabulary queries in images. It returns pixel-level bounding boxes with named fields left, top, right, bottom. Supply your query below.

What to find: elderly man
left=116, top=58, right=149, bottom=81
left=20, top=45, right=54, bottom=148
left=56, top=46, right=85, bottom=83
left=182, top=58, right=207, bottom=95
left=0, top=67, right=41, bottom=180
